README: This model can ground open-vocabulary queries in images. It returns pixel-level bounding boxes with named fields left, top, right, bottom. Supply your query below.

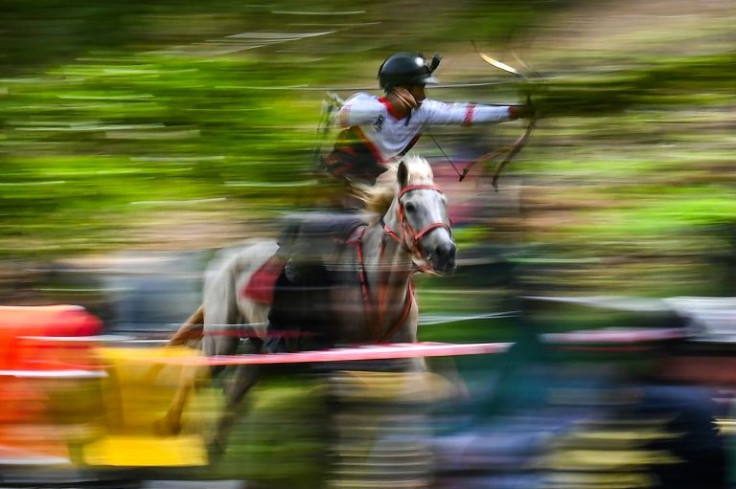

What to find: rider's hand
left=510, top=96, right=535, bottom=119
left=387, top=87, right=418, bottom=115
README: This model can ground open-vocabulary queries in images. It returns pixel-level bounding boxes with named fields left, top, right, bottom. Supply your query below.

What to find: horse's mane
left=351, top=154, right=434, bottom=220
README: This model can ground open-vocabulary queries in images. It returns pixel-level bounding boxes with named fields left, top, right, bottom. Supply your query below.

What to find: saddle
left=277, top=211, right=367, bottom=257
left=242, top=212, right=367, bottom=353
left=242, top=213, right=366, bottom=304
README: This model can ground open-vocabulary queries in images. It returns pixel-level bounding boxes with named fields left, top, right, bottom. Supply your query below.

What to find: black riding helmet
left=378, top=52, right=441, bottom=91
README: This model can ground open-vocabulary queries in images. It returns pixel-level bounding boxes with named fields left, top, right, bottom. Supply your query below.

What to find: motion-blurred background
left=0, top=1, right=734, bottom=487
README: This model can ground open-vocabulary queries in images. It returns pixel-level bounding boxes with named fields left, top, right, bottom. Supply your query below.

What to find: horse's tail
left=168, top=305, right=205, bottom=346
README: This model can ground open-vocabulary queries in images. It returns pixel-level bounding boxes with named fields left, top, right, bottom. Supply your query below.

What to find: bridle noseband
left=383, top=183, right=452, bottom=262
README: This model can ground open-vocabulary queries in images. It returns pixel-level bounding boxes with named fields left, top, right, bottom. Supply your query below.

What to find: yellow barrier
left=81, top=346, right=216, bottom=467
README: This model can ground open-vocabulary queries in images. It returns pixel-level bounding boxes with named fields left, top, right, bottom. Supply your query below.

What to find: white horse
left=163, top=154, right=456, bottom=448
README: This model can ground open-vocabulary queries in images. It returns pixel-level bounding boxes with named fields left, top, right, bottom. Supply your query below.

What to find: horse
left=161, top=154, right=456, bottom=450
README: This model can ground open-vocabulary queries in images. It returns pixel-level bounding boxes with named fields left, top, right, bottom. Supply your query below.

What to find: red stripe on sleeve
left=463, top=103, right=476, bottom=126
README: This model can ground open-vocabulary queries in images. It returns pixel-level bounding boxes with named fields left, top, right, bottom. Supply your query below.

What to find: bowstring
left=427, top=131, right=468, bottom=182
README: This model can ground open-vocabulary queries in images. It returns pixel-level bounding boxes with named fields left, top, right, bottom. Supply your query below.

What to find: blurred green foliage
left=0, top=0, right=562, bottom=257
left=207, top=377, right=329, bottom=487
left=0, top=0, right=734, bottom=301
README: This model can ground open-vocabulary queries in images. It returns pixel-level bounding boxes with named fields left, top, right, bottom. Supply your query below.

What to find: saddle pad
left=241, top=256, right=286, bottom=304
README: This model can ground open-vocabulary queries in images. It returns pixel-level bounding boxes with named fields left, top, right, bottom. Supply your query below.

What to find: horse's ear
left=397, top=159, right=408, bottom=188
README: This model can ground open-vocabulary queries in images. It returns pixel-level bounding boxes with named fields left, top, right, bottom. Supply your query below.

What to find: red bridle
left=343, top=182, right=452, bottom=342
left=383, top=183, right=452, bottom=261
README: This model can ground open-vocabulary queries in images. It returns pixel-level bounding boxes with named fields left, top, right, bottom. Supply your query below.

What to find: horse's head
left=384, top=155, right=456, bottom=274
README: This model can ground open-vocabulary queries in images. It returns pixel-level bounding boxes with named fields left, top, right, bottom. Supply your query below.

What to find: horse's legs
left=203, top=331, right=240, bottom=379
left=156, top=366, right=197, bottom=436
left=158, top=301, right=242, bottom=436
left=210, top=337, right=263, bottom=455
left=156, top=306, right=206, bottom=436
left=168, top=305, right=204, bottom=346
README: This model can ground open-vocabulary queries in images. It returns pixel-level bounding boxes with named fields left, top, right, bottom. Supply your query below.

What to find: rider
left=282, top=51, right=535, bottom=272
left=267, top=51, right=535, bottom=352
left=322, top=51, right=535, bottom=187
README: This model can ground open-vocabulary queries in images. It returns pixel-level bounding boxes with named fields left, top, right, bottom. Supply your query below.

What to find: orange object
left=0, top=305, right=102, bottom=372
left=0, top=305, right=104, bottom=465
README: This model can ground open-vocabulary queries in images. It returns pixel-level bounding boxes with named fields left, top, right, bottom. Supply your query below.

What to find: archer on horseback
left=162, top=51, right=532, bottom=448
left=284, top=50, right=536, bottom=264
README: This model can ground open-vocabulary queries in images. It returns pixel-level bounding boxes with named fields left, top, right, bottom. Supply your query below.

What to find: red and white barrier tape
left=542, top=327, right=688, bottom=344
left=134, top=342, right=513, bottom=367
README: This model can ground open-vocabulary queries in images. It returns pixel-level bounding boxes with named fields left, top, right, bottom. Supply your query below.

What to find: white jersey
left=335, top=92, right=514, bottom=163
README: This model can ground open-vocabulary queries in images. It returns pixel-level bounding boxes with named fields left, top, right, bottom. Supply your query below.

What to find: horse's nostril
left=433, top=242, right=456, bottom=271
left=439, top=242, right=456, bottom=259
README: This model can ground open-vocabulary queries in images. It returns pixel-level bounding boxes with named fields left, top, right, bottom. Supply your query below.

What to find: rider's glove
left=509, top=96, right=535, bottom=120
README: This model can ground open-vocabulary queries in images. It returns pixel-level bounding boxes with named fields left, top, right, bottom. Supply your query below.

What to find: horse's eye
left=405, top=202, right=416, bottom=213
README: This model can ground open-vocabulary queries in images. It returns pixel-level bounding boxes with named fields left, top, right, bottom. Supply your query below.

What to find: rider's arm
left=335, top=93, right=389, bottom=128
left=420, top=99, right=520, bottom=126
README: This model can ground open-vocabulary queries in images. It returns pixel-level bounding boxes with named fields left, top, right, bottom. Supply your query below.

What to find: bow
left=459, top=42, right=537, bottom=191
left=312, top=91, right=345, bottom=170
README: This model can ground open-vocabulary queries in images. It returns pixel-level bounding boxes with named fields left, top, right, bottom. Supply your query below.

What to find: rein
left=344, top=226, right=415, bottom=343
